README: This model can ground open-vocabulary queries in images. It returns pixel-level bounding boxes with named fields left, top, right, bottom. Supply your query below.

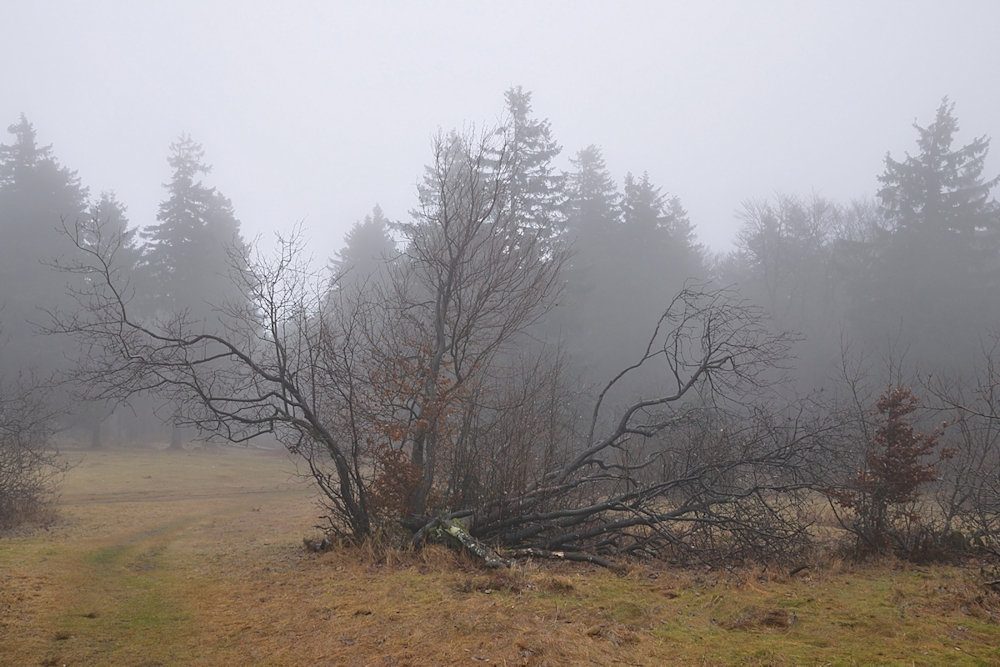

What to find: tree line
left=3, top=90, right=1000, bottom=566
left=0, top=120, right=244, bottom=448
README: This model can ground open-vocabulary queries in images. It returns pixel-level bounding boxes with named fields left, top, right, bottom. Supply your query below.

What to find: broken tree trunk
left=416, top=518, right=512, bottom=569
left=507, top=547, right=622, bottom=571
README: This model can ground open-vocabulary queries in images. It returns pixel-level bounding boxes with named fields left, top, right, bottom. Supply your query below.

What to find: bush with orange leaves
left=829, top=387, right=953, bottom=557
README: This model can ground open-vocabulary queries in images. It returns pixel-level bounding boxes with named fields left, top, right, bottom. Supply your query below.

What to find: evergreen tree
left=878, top=98, right=1000, bottom=247
left=565, top=144, right=619, bottom=237
left=621, top=171, right=702, bottom=281
left=140, top=135, right=246, bottom=449
left=557, top=146, right=623, bottom=384
left=559, top=152, right=706, bottom=392
left=855, top=100, right=1000, bottom=371
left=331, top=204, right=397, bottom=288
left=80, top=192, right=141, bottom=448
left=84, top=191, right=140, bottom=270
left=562, top=145, right=620, bottom=303
left=140, top=135, right=246, bottom=321
left=501, top=87, right=566, bottom=248
left=0, top=115, right=88, bottom=374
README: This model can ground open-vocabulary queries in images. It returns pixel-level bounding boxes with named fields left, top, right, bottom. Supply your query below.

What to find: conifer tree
left=140, top=135, right=246, bottom=449
left=141, top=135, right=246, bottom=321
left=565, top=144, right=619, bottom=237
left=621, top=171, right=702, bottom=279
left=331, top=204, right=397, bottom=287
left=80, top=192, right=140, bottom=448
left=0, top=115, right=88, bottom=374
left=502, top=87, right=566, bottom=248
left=556, top=146, right=625, bottom=383
left=560, top=153, right=706, bottom=390
left=855, top=100, right=1000, bottom=371
left=84, top=192, right=140, bottom=270
left=878, top=98, right=1000, bottom=246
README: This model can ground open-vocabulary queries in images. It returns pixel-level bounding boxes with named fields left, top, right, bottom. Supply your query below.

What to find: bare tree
left=52, top=127, right=831, bottom=567
left=411, top=286, right=833, bottom=566
left=368, top=127, right=567, bottom=516
left=51, top=124, right=564, bottom=541
left=51, top=214, right=378, bottom=536
left=928, top=338, right=1000, bottom=556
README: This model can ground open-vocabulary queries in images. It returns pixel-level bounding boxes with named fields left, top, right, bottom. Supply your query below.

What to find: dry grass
left=3, top=444, right=1000, bottom=665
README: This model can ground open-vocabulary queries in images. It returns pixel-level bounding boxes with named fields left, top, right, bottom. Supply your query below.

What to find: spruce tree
left=878, top=98, right=1000, bottom=246
left=855, top=100, right=1000, bottom=371
left=140, top=135, right=246, bottom=449
left=81, top=192, right=140, bottom=448
left=565, top=144, right=619, bottom=236
left=559, top=153, right=706, bottom=391
left=0, top=115, right=88, bottom=374
left=331, top=204, right=397, bottom=287
left=502, top=87, right=566, bottom=249
left=621, top=171, right=702, bottom=280
left=557, top=146, right=624, bottom=383
left=84, top=192, right=140, bottom=271
left=141, top=135, right=246, bottom=322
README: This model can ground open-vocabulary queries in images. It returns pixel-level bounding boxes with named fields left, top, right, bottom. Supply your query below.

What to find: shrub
left=829, top=387, right=952, bottom=557
left=0, top=378, right=64, bottom=530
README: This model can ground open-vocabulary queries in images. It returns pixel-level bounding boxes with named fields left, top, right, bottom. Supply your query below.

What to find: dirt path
left=1, top=446, right=315, bottom=667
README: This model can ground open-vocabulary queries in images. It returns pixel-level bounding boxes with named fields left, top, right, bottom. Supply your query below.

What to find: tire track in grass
left=39, top=489, right=308, bottom=665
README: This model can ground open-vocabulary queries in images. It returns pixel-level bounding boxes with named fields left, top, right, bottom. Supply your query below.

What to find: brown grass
left=3, top=444, right=1000, bottom=665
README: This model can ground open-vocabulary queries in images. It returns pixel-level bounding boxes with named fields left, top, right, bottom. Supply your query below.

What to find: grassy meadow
left=3, top=444, right=1000, bottom=666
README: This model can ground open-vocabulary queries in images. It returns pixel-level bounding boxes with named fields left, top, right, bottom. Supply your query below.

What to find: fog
left=2, top=1, right=998, bottom=255
left=9, top=2, right=1000, bottom=576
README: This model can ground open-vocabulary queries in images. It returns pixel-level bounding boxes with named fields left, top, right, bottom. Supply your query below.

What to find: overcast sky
left=2, top=1, right=998, bottom=259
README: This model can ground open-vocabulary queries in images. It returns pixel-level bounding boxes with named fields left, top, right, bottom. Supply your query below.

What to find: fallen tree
left=51, top=124, right=834, bottom=567
left=405, top=287, right=834, bottom=566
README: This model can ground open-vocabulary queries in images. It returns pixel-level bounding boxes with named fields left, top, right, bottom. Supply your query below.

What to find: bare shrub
left=0, top=374, right=65, bottom=530
left=929, top=340, right=1000, bottom=557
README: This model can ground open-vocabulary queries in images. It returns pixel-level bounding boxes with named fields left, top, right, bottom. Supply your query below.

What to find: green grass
left=3, top=444, right=1000, bottom=665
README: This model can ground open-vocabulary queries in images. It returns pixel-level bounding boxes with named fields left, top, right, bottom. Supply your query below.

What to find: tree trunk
left=90, top=415, right=102, bottom=450
left=416, top=518, right=511, bottom=569
left=169, top=424, right=183, bottom=450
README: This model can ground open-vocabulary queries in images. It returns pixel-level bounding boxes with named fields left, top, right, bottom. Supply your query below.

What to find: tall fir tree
left=502, top=87, right=566, bottom=249
left=565, top=144, right=619, bottom=238
left=140, top=135, right=246, bottom=322
left=562, top=144, right=620, bottom=308
left=84, top=191, right=141, bottom=271
left=620, top=171, right=702, bottom=281
left=557, top=151, right=706, bottom=392
left=80, top=192, right=140, bottom=449
left=557, top=146, right=624, bottom=384
left=139, top=135, right=246, bottom=449
left=855, top=99, right=1000, bottom=371
left=878, top=98, right=1000, bottom=246
left=0, top=114, right=88, bottom=374
left=331, top=204, right=397, bottom=288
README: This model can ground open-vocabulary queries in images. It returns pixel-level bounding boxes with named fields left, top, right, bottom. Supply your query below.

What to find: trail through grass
left=3, top=444, right=1000, bottom=665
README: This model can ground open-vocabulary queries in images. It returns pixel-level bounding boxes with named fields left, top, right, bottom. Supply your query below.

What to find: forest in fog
left=4, top=87, right=1000, bottom=564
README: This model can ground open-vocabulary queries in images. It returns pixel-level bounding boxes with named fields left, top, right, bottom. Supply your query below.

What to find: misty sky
left=2, top=1, right=998, bottom=258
